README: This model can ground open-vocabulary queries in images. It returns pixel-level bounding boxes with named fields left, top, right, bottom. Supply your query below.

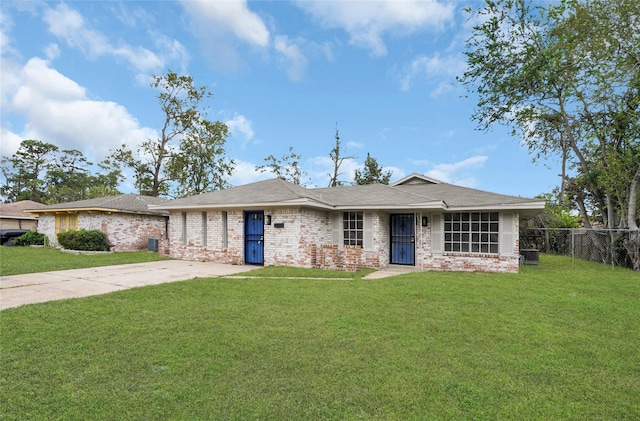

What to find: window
left=55, top=213, right=78, bottom=233
left=181, top=212, right=187, bottom=245
left=343, top=211, right=363, bottom=247
left=221, top=211, right=228, bottom=249
left=444, top=212, right=499, bottom=254
left=202, top=212, right=208, bottom=247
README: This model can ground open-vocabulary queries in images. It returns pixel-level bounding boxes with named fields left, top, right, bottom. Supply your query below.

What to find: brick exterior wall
left=414, top=211, right=520, bottom=273
left=163, top=208, right=521, bottom=273
left=37, top=212, right=167, bottom=251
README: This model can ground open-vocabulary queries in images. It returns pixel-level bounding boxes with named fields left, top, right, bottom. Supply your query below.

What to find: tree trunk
left=624, top=167, right=640, bottom=271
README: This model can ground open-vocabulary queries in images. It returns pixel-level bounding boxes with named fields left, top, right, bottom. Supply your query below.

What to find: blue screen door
left=391, top=214, right=415, bottom=265
left=244, top=211, right=264, bottom=265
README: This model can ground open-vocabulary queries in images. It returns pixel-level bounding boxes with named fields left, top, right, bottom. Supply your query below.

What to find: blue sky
left=1, top=1, right=560, bottom=198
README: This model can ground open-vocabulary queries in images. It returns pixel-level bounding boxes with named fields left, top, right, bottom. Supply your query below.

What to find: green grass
left=248, top=265, right=375, bottom=279
left=0, top=246, right=169, bottom=276
left=1, top=255, right=638, bottom=420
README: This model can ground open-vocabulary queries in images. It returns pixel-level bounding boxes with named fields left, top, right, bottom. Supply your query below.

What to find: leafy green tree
left=328, top=127, right=356, bottom=187
left=167, top=120, right=235, bottom=197
left=45, top=149, right=93, bottom=203
left=256, top=146, right=305, bottom=185
left=527, top=192, right=581, bottom=230
left=459, top=0, right=640, bottom=269
left=0, top=140, right=58, bottom=203
left=1, top=140, right=124, bottom=204
left=88, top=156, right=125, bottom=198
left=354, top=153, right=392, bottom=185
left=110, top=71, right=233, bottom=197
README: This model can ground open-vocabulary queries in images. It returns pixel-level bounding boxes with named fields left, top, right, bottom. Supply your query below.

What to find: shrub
left=13, top=231, right=46, bottom=246
left=57, top=229, right=110, bottom=251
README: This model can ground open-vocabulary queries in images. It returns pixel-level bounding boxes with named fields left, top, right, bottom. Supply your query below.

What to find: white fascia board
left=1, top=215, right=38, bottom=220
left=149, top=199, right=335, bottom=211
left=27, top=207, right=119, bottom=214
left=446, top=201, right=546, bottom=212
left=331, top=201, right=446, bottom=211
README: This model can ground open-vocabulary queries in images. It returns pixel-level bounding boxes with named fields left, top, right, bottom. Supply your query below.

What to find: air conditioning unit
left=520, top=249, right=539, bottom=265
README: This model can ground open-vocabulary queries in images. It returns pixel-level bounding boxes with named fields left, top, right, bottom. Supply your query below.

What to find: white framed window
left=202, top=212, right=208, bottom=247
left=221, top=211, right=228, bottom=249
left=343, top=211, right=363, bottom=247
left=181, top=212, right=187, bottom=245
left=444, top=212, right=499, bottom=254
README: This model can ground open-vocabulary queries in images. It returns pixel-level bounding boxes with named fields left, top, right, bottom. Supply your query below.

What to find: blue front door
left=391, top=214, right=415, bottom=265
left=244, top=211, right=264, bottom=265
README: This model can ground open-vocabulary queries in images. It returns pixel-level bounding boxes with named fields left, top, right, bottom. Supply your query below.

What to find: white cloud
left=181, top=0, right=270, bottom=48
left=43, top=43, right=60, bottom=60
left=180, top=0, right=270, bottom=73
left=229, top=160, right=271, bottom=186
left=2, top=57, right=156, bottom=160
left=0, top=10, right=15, bottom=56
left=295, top=0, right=454, bottom=56
left=425, top=155, right=488, bottom=186
left=346, top=141, right=364, bottom=149
left=274, top=35, right=308, bottom=82
left=225, top=113, right=255, bottom=148
left=397, top=52, right=466, bottom=93
left=0, top=127, right=23, bottom=157
left=42, top=3, right=183, bottom=76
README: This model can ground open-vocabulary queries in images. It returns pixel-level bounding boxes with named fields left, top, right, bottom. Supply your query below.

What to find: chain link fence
left=520, top=228, right=640, bottom=271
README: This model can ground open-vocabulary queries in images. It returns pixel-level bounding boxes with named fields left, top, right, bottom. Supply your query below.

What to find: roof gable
left=391, top=173, right=443, bottom=186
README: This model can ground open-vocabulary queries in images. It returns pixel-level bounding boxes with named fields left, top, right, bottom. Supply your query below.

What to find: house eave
left=331, top=201, right=447, bottom=211
left=0, top=215, right=38, bottom=220
left=26, top=207, right=168, bottom=217
left=150, top=199, right=335, bottom=212
left=445, top=201, right=546, bottom=212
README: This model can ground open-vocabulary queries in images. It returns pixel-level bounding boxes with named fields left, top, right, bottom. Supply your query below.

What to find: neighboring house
left=0, top=200, right=47, bottom=230
left=149, top=175, right=545, bottom=273
left=26, top=195, right=169, bottom=251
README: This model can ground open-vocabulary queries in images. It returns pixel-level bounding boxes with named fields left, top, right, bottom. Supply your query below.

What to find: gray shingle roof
left=27, top=194, right=169, bottom=216
left=160, top=178, right=327, bottom=208
left=151, top=177, right=544, bottom=212
left=0, top=200, right=46, bottom=219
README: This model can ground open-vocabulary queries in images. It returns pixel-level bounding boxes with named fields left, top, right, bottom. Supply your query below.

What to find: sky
left=1, top=0, right=561, bottom=198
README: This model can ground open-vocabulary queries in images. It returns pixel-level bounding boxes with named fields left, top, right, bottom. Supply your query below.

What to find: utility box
left=521, top=249, right=540, bottom=265
left=148, top=238, right=159, bottom=252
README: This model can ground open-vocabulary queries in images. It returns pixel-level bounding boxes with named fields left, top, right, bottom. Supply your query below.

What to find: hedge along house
left=150, top=175, right=545, bottom=273
left=26, top=195, right=169, bottom=251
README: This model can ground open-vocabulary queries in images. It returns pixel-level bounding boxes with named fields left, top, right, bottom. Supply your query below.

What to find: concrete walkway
left=0, top=260, right=258, bottom=311
left=0, top=261, right=412, bottom=311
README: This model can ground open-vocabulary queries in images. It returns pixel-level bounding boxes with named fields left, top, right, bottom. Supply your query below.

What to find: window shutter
left=431, top=213, right=442, bottom=254
left=501, top=212, right=514, bottom=256
left=363, top=212, right=373, bottom=250
left=332, top=213, right=342, bottom=249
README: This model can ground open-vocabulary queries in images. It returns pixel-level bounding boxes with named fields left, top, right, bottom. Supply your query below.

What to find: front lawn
left=1, top=255, right=638, bottom=419
left=0, top=246, right=168, bottom=276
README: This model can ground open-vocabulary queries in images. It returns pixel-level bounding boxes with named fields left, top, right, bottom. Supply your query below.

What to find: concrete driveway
left=0, top=260, right=258, bottom=311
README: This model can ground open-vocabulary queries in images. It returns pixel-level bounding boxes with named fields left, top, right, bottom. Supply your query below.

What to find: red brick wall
left=37, top=212, right=166, bottom=251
